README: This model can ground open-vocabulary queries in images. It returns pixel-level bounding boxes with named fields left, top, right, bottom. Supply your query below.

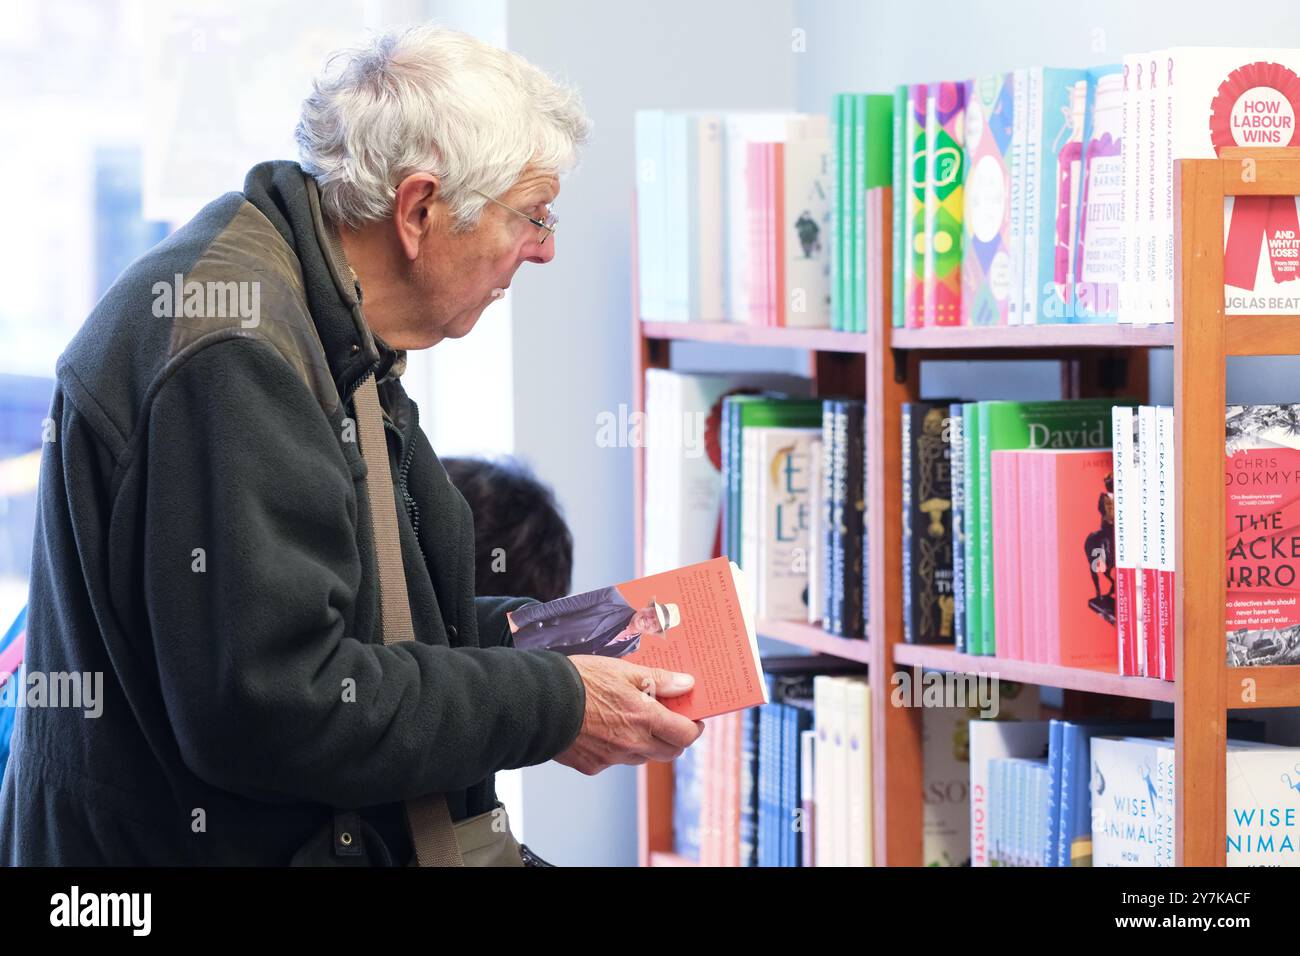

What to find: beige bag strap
left=353, top=374, right=465, bottom=867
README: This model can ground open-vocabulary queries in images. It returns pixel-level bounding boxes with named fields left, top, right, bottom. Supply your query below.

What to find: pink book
left=1034, top=453, right=1055, bottom=663
left=746, top=142, right=767, bottom=326
left=764, top=143, right=777, bottom=326
left=1017, top=452, right=1042, bottom=663
left=1044, top=450, right=1119, bottom=669
left=769, top=143, right=780, bottom=329
left=992, top=451, right=1023, bottom=660
left=1138, top=406, right=1159, bottom=678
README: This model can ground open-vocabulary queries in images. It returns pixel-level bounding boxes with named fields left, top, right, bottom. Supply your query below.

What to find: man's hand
left=554, top=656, right=706, bottom=775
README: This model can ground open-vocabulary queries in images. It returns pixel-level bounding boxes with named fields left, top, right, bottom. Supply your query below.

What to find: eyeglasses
left=471, top=188, right=558, bottom=245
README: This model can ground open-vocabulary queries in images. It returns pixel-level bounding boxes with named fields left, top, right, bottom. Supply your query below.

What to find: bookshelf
left=632, top=149, right=1300, bottom=868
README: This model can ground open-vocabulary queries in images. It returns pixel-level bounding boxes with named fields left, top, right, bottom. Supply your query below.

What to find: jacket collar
left=241, top=160, right=407, bottom=398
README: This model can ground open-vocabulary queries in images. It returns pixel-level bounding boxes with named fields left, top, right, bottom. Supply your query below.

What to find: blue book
left=758, top=700, right=781, bottom=867
left=738, top=703, right=760, bottom=866
left=786, top=701, right=814, bottom=866
left=1045, top=719, right=1065, bottom=866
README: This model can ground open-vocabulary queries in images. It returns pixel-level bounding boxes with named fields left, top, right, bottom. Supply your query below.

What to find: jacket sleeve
left=141, top=336, right=585, bottom=809
left=474, top=595, right=538, bottom=649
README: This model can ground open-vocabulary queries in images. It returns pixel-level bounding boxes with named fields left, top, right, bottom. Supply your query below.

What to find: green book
left=975, top=399, right=1133, bottom=655
left=859, top=94, right=894, bottom=332
left=727, top=396, right=825, bottom=563
left=891, top=84, right=907, bottom=328
left=835, top=94, right=851, bottom=332
left=962, top=403, right=981, bottom=655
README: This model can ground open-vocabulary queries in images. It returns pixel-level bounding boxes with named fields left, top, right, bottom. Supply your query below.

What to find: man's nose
left=525, top=236, right=556, bottom=265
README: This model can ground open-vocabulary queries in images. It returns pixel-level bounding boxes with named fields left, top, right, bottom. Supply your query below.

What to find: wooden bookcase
left=634, top=149, right=1300, bottom=868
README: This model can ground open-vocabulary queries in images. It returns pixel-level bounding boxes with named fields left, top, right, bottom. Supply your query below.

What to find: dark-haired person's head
left=442, top=456, right=573, bottom=603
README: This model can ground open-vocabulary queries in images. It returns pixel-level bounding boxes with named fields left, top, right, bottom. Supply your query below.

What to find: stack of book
left=634, top=110, right=832, bottom=327
left=672, top=657, right=869, bottom=867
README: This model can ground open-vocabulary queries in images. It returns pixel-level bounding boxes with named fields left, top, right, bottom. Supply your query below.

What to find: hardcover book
left=507, top=556, right=767, bottom=721
left=1225, top=404, right=1300, bottom=665
left=923, top=81, right=965, bottom=327
left=903, top=402, right=957, bottom=643
left=961, top=72, right=1015, bottom=327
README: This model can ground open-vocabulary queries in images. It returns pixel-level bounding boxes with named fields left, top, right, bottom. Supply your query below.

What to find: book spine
left=923, top=83, right=939, bottom=327
left=800, top=728, right=816, bottom=866
left=1041, top=453, right=1062, bottom=666
left=773, top=141, right=787, bottom=327
left=1046, top=720, right=1063, bottom=867
left=742, top=422, right=761, bottom=620
left=951, top=405, right=967, bottom=653
left=698, top=116, right=725, bottom=320
left=963, top=403, right=983, bottom=655
left=1143, top=54, right=1159, bottom=325
left=1112, top=406, right=1136, bottom=676
left=1118, top=59, right=1133, bottom=325
left=739, top=704, right=758, bottom=866
left=931, top=81, right=965, bottom=326
left=830, top=401, right=846, bottom=636
left=891, top=84, right=907, bottom=328
left=1022, top=68, right=1043, bottom=326
left=991, top=452, right=1016, bottom=659
left=1129, top=57, right=1146, bottom=323
left=832, top=95, right=844, bottom=332
left=902, top=403, right=915, bottom=642
left=1157, top=405, right=1175, bottom=681
left=854, top=93, right=868, bottom=333
left=822, top=403, right=836, bottom=634
left=1138, top=405, right=1159, bottom=678
left=1161, top=55, right=1175, bottom=324
left=978, top=402, right=996, bottom=655
left=1008, top=69, right=1027, bottom=326
left=844, top=402, right=866, bottom=638
left=1017, top=453, right=1038, bottom=662
left=905, top=84, right=927, bottom=328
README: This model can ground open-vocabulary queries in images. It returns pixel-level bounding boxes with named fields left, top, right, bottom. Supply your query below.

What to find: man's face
left=632, top=607, right=661, bottom=635
left=413, top=168, right=559, bottom=344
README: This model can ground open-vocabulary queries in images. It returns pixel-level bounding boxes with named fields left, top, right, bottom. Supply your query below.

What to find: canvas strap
left=353, top=374, right=464, bottom=867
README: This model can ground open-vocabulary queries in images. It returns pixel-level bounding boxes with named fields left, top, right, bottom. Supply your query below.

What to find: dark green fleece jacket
left=0, top=160, right=586, bottom=865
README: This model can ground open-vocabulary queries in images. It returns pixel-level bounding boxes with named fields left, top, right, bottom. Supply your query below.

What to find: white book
left=664, top=113, right=688, bottom=321
left=780, top=137, right=832, bottom=328
left=695, top=114, right=725, bottom=322
left=812, top=676, right=837, bottom=867
left=754, top=427, right=820, bottom=620
left=1137, top=406, right=1159, bottom=677
left=1111, top=406, right=1139, bottom=675
left=1156, top=406, right=1176, bottom=680
left=1008, top=68, right=1028, bottom=325
left=807, top=436, right=824, bottom=625
left=1122, top=55, right=1144, bottom=325
left=1227, top=740, right=1300, bottom=866
left=1090, top=736, right=1172, bottom=867
left=968, top=719, right=1049, bottom=867
left=1142, top=53, right=1162, bottom=324
left=1160, top=52, right=1176, bottom=324
left=1021, top=67, right=1043, bottom=326
left=799, top=728, right=817, bottom=866
left=843, top=677, right=872, bottom=867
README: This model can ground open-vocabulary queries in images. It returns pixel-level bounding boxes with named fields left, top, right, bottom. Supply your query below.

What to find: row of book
left=893, top=47, right=1300, bottom=330
left=903, top=396, right=1300, bottom=672
left=633, top=111, right=833, bottom=327
left=642, top=368, right=868, bottom=638
left=674, top=660, right=871, bottom=866
left=902, top=398, right=1125, bottom=662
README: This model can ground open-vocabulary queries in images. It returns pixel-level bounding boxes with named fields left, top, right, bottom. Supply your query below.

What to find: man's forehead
left=508, top=169, right=560, bottom=198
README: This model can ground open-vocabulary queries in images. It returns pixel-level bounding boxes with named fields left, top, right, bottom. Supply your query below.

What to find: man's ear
left=392, top=173, right=441, bottom=261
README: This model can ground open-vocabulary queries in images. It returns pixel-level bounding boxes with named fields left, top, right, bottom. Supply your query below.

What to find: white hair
left=295, top=24, right=591, bottom=230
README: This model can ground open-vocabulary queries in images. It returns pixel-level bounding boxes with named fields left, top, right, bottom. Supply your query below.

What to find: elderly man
left=0, top=25, right=702, bottom=866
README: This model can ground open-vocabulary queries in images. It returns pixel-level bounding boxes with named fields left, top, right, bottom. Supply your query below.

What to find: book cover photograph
left=1224, top=404, right=1300, bottom=665
left=508, top=556, right=768, bottom=720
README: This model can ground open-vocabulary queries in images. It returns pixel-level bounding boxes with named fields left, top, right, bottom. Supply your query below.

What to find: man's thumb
left=646, top=669, right=695, bottom=697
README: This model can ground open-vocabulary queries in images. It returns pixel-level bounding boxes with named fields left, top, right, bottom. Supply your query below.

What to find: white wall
left=502, top=0, right=798, bottom=866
